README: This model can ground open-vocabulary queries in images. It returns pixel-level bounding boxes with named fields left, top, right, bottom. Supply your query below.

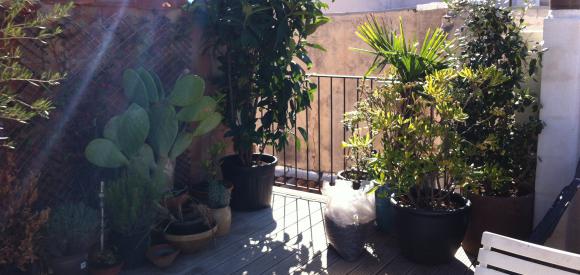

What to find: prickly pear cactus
left=208, top=180, right=230, bottom=209
left=85, top=68, right=222, bottom=187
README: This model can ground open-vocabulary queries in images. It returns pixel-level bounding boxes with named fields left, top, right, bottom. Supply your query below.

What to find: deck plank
left=256, top=212, right=328, bottom=275
left=202, top=198, right=323, bottom=274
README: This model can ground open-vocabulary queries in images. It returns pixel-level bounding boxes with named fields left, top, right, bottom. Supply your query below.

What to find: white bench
left=475, top=231, right=580, bottom=275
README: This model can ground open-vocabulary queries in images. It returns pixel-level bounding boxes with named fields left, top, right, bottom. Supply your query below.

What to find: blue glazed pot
left=375, top=184, right=394, bottom=233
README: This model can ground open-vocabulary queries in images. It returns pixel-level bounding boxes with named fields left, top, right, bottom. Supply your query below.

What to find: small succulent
left=208, top=180, right=230, bottom=209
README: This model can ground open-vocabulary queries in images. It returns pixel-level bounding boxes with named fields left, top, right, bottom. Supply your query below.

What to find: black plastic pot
left=221, top=154, right=278, bottom=211
left=50, top=253, right=89, bottom=275
left=390, top=193, right=471, bottom=265
left=111, top=230, right=150, bottom=269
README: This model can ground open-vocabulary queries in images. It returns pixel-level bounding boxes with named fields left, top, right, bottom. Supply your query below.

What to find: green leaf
left=103, top=115, right=122, bottom=146
left=298, top=127, right=308, bottom=141
left=169, top=132, right=194, bottom=159
left=193, top=112, right=222, bottom=137
left=118, top=104, right=150, bottom=157
left=149, top=104, right=178, bottom=158
left=123, top=69, right=149, bottom=109
left=168, top=75, right=204, bottom=107
left=176, top=96, right=217, bottom=122
left=150, top=70, right=165, bottom=99
left=85, top=139, right=129, bottom=168
left=137, top=68, right=159, bottom=103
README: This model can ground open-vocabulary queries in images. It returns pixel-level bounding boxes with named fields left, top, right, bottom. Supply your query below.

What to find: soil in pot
left=221, top=154, right=277, bottom=211
left=337, top=170, right=371, bottom=190
left=110, top=230, right=150, bottom=269
left=391, top=192, right=471, bottom=265
left=146, top=244, right=180, bottom=268
left=462, top=193, right=534, bottom=255
left=212, top=206, right=232, bottom=236
left=49, top=253, right=89, bottom=275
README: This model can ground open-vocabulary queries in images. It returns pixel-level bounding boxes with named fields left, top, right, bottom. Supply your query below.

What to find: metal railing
left=269, top=74, right=381, bottom=193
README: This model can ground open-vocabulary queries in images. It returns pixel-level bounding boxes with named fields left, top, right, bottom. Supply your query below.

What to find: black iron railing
left=269, top=74, right=381, bottom=193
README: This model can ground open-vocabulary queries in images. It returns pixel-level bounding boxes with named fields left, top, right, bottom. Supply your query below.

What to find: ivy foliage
left=190, top=0, right=331, bottom=166
left=446, top=0, right=545, bottom=196
left=0, top=0, right=72, bottom=148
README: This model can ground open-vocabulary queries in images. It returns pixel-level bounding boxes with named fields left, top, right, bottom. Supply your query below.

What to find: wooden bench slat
left=474, top=266, right=508, bottom=275
left=478, top=249, right=578, bottom=275
left=481, top=232, right=580, bottom=270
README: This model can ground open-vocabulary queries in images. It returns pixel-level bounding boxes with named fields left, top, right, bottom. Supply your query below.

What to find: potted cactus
left=203, top=142, right=232, bottom=236
left=85, top=68, right=221, bottom=189
left=43, top=203, right=99, bottom=275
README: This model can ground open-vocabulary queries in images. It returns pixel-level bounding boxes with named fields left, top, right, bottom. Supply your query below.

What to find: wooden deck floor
left=125, top=187, right=475, bottom=275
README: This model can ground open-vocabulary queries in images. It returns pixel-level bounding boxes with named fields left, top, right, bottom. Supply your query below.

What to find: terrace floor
left=125, top=187, right=475, bottom=275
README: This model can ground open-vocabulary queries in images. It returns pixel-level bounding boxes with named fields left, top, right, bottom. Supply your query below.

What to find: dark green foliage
left=44, top=203, right=99, bottom=257
left=104, top=170, right=163, bottom=236
left=191, top=0, right=331, bottom=166
left=0, top=0, right=72, bottom=148
left=446, top=0, right=545, bottom=196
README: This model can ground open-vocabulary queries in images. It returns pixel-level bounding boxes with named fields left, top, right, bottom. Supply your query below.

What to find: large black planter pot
left=221, top=154, right=278, bottom=211
left=390, top=193, right=471, bottom=265
left=111, top=230, right=150, bottom=269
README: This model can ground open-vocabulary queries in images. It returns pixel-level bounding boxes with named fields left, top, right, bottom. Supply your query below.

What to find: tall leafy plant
left=446, top=0, right=545, bottom=196
left=192, top=0, right=331, bottom=166
left=0, top=0, right=72, bottom=148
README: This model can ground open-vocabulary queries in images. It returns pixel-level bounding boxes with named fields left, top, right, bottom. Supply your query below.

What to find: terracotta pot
left=50, top=253, right=89, bottom=275
left=211, top=206, right=232, bottom=236
left=89, top=263, right=123, bottom=275
left=146, top=244, right=180, bottom=268
left=165, top=225, right=217, bottom=254
left=462, top=193, right=534, bottom=255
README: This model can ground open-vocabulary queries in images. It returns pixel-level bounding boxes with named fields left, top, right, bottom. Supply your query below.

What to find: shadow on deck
left=124, top=187, right=475, bottom=275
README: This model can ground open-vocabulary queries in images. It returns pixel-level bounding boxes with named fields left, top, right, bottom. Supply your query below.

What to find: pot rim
left=389, top=192, right=471, bottom=216
left=466, top=192, right=534, bottom=200
left=164, top=225, right=217, bottom=241
left=220, top=153, right=278, bottom=168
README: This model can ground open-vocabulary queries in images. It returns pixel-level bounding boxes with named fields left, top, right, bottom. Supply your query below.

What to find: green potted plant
left=445, top=0, right=545, bottom=255
left=163, top=199, right=217, bottom=254
left=353, top=16, right=453, bottom=235
left=378, top=68, right=477, bottom=265
left=204, top=142, right=232, bottom=236
left=43, top=203, right=99, bottom=275
left=192, top=0, right=331, bottom=210
left=104, top=174, right=162, bottom=269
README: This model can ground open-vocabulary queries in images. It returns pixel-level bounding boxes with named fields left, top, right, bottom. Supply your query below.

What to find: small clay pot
left=211, top=206, right=232, bottom=236
left=146, top=244, right=180, bottom=268
left=89, top=263, right=123, bottom=275
left=165, top=225, right=217, bottom=254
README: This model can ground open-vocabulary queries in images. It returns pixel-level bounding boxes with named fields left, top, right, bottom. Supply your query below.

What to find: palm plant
left=354, top=16, right=451, bottom=83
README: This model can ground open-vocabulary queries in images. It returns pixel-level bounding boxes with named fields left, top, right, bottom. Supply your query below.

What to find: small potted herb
left=43, top=203, right=99, bottom=275
left=203, top=142, right=232, bottom=236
